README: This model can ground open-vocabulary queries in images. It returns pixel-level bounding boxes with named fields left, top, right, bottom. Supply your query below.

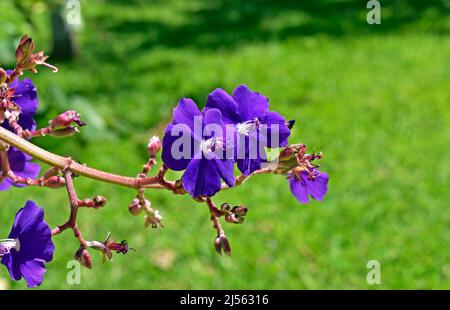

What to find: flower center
left=200, top=137, right=224, bottom=156
left=0, top=238, right=20, bottom=257
left=236, top=118, right=260, bottom=136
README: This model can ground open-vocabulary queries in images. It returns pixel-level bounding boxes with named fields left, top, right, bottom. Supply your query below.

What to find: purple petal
left=304, top=171, right=329, bottom=201
left=19, top=259, right=46, bottom=288
left=264, top=111, right=291, bottom=147
left=232, top=84, right=269, bottom=121
left=172, top=97, right=202, bottom=137
left=12, top=78, right=38, bottom=116
left=161, top=123, right=194, bottom=171
left=289, top=176, right=310, bottom=204
left=181, top=154, right=222, bottom=197
left=213, top=158, right=235, bottom=188
left=1, top=252, right=22, bottom=281
left=236, top=132, right=267, bottom=175
left=0, top=148, right=40, bottom=190
left=4, top=77, right=38, bottom=132
left=205, top=89, right=240, bottom=124
left=0, top=179, right=13, bottom=191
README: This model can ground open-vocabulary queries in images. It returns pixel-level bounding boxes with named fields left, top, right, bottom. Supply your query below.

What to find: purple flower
left=0, top=147, right=40, bottom=191
left=204, top=84, right=291, bottom=175
left=288, top=169, right=329, bottom=204
left=0, top=73, right=41, bottom=190
left=1, top=200, right=54, bottom=288
left=3, top=72, right=39, bottom=132
left=162, top=98, right=235, bottom=197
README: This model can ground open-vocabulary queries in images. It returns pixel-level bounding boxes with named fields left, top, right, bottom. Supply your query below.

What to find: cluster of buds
left=128, top=196, right=163, bottom=228
left=15, top=35, right=58, bottom=75
left=221, top=203, right=248, bottom=224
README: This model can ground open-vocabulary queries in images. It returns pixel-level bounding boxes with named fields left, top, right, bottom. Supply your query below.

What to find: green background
left=0, top=0, right=449, bottom=289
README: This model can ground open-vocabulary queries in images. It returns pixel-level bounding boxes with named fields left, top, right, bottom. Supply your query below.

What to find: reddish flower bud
left=220, top=235, right=231, bottom=256
left=43, top=176, right=66, bottom=188
left=214, top=236, right=222, bottom=255
left=221, top=203, right=231, bottom=212
left=225, top=213, right=245, bottom=224
left=128, top=198, right=142, bottom=216
left=15, top=35, right=35, bottom=64
left=49, top=110, right=85, bottom=130
left=232, top=205, right=248, bottom=216
left=93, top=195, right=107, bottom=208
left=147, top=136, right=162, bottom=157
left=75, top=247, right=92, bottom=269
left=0, top=68, right=7, bottom=84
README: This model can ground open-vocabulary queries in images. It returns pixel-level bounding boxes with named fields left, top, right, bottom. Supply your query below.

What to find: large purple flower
left=162, top=98, right=235, bottom=197
left=288, top=169, right=329, bottom=204
left=0, top=200, right=55, bottom=288
left=204, top=84, right=291, bottom=175
left=0, top=73, right=41, bottom=190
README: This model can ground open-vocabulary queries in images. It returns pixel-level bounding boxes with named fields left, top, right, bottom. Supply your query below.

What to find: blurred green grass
left=0, top=0, right=449, bottom=289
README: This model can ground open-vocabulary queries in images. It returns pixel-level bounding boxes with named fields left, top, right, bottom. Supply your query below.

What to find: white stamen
left=236, top=119, right=259, bottom=136
left=0, top=238, right=20, bottom=253
left=200, top=137, right=224, bottom=156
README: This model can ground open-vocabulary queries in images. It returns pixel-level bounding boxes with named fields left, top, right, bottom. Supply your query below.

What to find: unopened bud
left=0, top=68, right=7, bottom=84
left=221, top=203, right=231, bottom=212
left=214, top=237, right=222, bottom=255
left=128, top=198, right=142, bottom=216
left=49, top=110, right=85, bottom=130
left=43, top=176, right=65, bottom=188
left=225, top=213, right=245, bottom=224
left=42, top=167, right=60, bottom=180
left=232, top=205, right=248, bottom=216
left=75, top=247, right=92, bottom=269
left=15, top=35, right=35, bottom=64
left=93, top=195, right=107, bottom=208
left=220, top=235, right=231, bottom=256
left=147, top=136, right=162, bottom=157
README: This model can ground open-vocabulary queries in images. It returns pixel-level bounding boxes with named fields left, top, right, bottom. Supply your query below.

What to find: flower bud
left=128, top=198, right=142, bottom=216
left=214, top=236, right=222, bottom=255
left=0, top=68, right=7, bottom=84
left=43, top=176, right=66, bottom=188
left=93, top=195, right=107, bottom=208
left=147, top=136, right=162, bottom=157
left=232, top=205, right=248, bottom=216
left=221, top=203, right=231, bottom=212
left=225, top=213, right=245, bottom=224
left=49, top=110, right=85, bottom=130
left=42, top=167, right=60, bottom=180
left=220, top=235, right=231, bottom=256
left=75, top=247, right=92, bottom=269
left=15, top=35, right=35, bottom=64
